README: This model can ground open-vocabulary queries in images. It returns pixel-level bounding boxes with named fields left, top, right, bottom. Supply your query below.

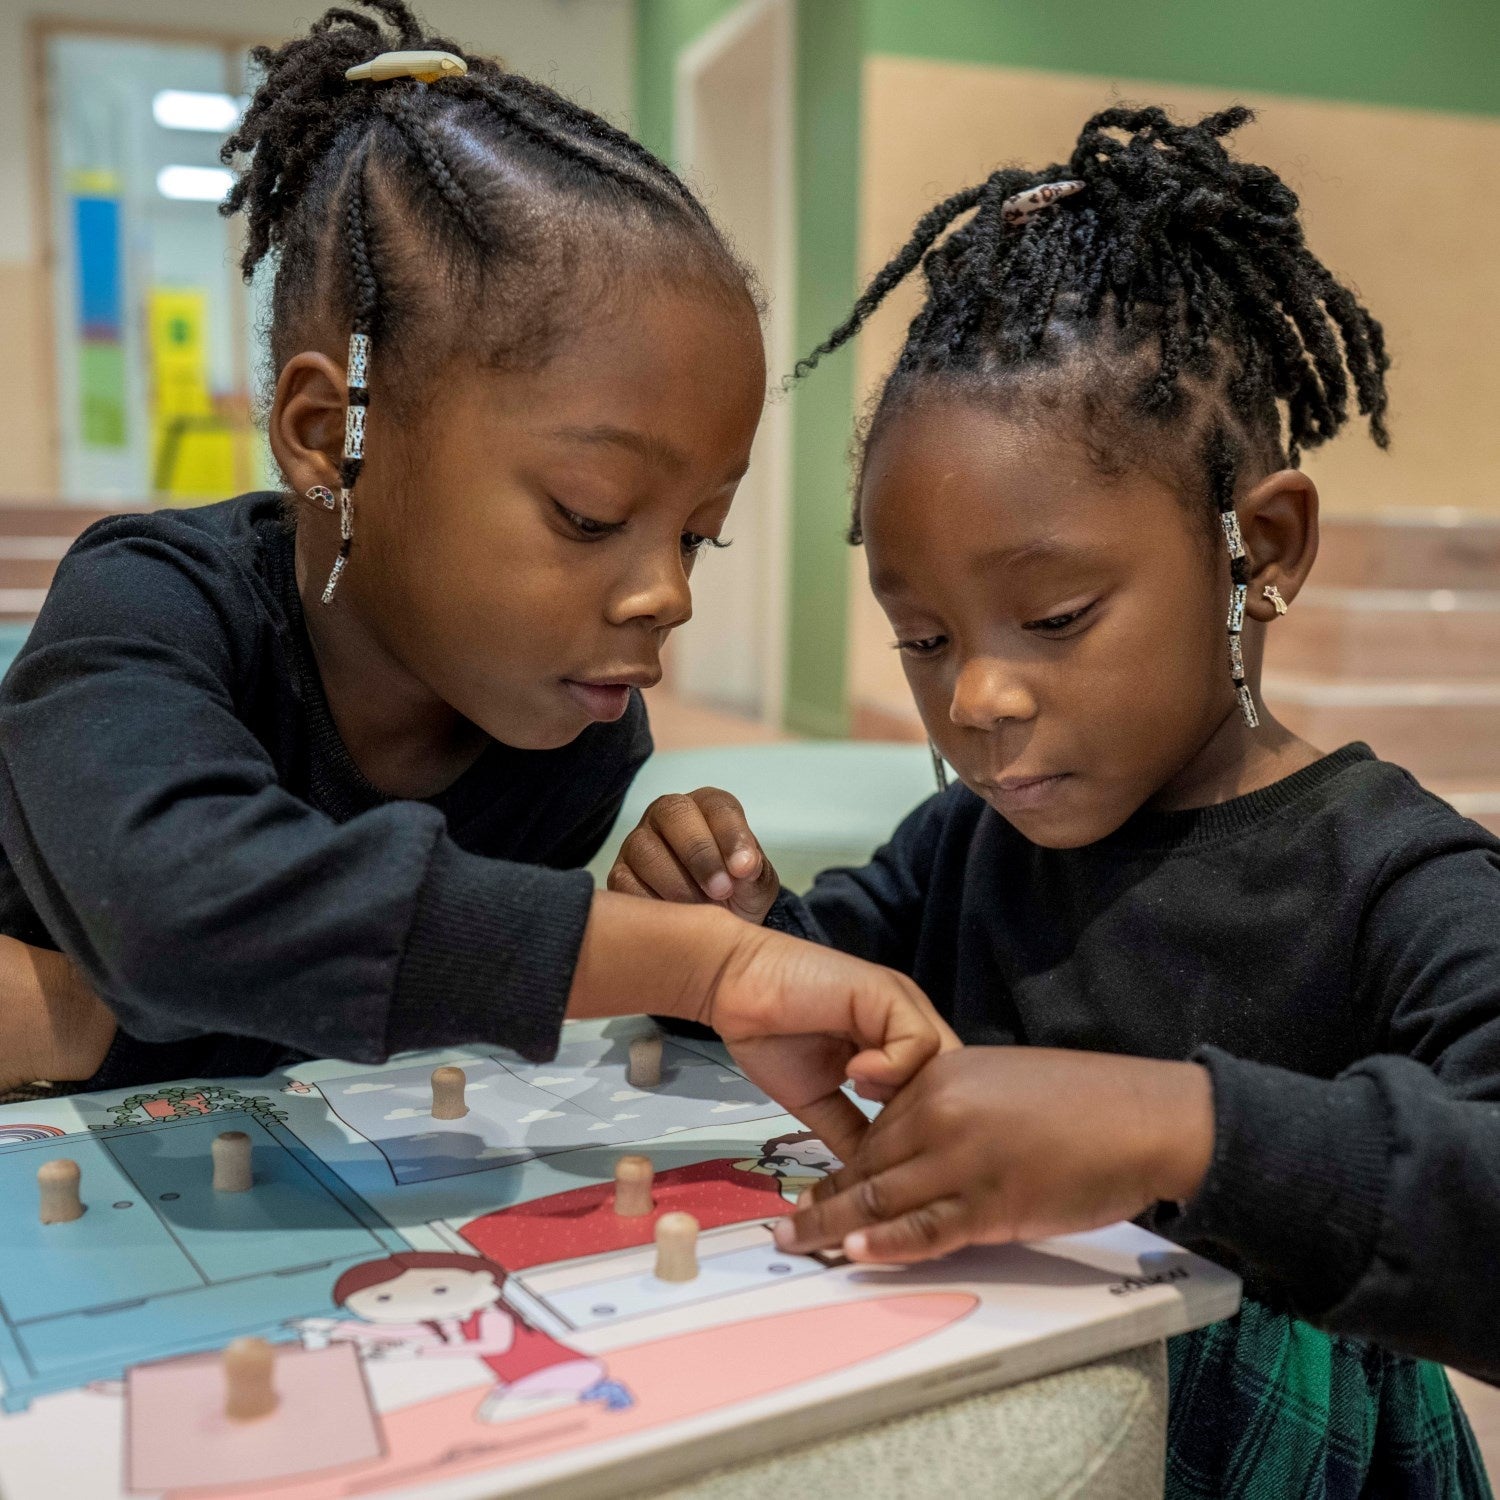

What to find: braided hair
left=220, top=0, right=750, bottom=455
left=797, top=106, right=1389, bottom=546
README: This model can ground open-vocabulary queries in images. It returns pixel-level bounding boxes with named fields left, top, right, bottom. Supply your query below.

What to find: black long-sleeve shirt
left=767, top=748, right=1500, bottom=1380
left=0, top=495, right=650, bottom=1088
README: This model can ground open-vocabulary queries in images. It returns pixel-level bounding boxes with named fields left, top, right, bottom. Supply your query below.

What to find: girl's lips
left=562, top=680, right=633, bottom=722
left=984, top=772, right=1071, bottom=811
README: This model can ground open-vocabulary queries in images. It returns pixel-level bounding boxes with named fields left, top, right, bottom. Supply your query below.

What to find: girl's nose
left=949, top=655, right=1037, bottom=730
left=606, top=547, right=693, bottom=632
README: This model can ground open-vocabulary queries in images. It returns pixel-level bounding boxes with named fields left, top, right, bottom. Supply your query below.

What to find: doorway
left=669, top=0, right=794, bottom=727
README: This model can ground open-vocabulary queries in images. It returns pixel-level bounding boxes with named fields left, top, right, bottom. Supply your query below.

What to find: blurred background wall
left=2, top=0, right=1498, bottom=816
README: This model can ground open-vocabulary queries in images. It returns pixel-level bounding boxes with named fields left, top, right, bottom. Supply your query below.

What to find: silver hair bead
left=1220, top=510, right=1246, bottom=560
left=339, top=489, right=352, bottom=542
left=1237, top=683, right=1260, bottom=730
left=347, top=333, right=371, bottom=391
left=1229, top=634, right=1245, bottom=678
left=1228, top=583, right=1247, bottom=633
left=344, top=404, right=366, bottom=460
left=320, top=553, right=347, bottom=606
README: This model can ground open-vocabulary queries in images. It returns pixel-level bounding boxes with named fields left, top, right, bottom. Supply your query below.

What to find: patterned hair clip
left=1000, top=179, right=1086, bottom=228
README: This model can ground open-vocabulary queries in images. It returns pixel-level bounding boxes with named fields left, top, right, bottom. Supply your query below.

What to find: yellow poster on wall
left=148, top=287, right=237, bottom=502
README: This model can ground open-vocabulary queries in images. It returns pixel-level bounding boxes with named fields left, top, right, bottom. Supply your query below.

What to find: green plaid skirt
left=1168, top=1299, right=1492, bottom=1499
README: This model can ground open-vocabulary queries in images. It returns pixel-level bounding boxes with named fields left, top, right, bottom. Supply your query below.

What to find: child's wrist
left=1149, top=1061, right=1216, bottom=1204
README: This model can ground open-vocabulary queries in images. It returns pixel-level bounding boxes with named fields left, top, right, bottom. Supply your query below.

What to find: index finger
left=690, top=787, right=766, bottom=884
left=645, top=793, right=734, bottom=901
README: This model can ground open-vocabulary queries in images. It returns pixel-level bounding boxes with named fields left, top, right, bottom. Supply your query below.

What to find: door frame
left=673, top=0, right=795, bottom=728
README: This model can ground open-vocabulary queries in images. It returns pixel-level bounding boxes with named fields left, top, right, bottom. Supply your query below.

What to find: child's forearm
left=0, top=937, right=116, bottom=1088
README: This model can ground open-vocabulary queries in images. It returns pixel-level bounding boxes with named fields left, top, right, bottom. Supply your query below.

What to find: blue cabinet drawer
left=0, top=1139, right=201, bottom=1321
left=15, top=1258, right=373, bottom=1377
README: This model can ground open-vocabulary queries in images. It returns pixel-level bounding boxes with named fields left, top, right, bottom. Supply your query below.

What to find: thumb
left=728, top=847, right=781, bottom=922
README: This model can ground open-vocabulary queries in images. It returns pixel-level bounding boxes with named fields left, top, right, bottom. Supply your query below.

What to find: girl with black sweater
left=610, top=108, right=1498, bottom=1497
left=0, top=1, right=949, bottom=1156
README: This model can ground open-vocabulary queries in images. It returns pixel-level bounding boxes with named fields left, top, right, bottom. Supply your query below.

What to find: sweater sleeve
left=0, top=525, right=589, bottom=1065
left=764, top=789, right=954, bottom=970
left=1169, top=828, right=1500, bottom=1380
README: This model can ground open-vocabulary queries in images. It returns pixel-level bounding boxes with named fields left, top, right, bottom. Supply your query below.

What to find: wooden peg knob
left=613, top=1154, right=654, bottom=1217
left=627, top=1034, right=662, bottom=1089
left=38, top=1158, right=85, bottom=1224
left=431, top=1065, right=468, bottom=1119
left=212, top=1131, right=253, bottom=1193
left=223, top=1337, right=278, bottom=1421
left=654, top=1211, right=700, bottom=1282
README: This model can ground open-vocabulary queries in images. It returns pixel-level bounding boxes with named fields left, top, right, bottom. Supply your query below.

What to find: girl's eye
left=682, top=532, right=731, bottom=557
left=553, top=501, right=623, bottom=539
left=1023, top=601, right=1097, bottom=634
left=894, top=635, right=947, bottom=658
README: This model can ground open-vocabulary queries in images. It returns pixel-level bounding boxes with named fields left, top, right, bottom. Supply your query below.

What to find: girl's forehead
left=381, top=1267, right=489, bottom=1289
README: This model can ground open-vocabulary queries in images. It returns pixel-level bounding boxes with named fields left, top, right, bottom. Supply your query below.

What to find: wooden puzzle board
left=0, top=1018, right=1241, bottom=1499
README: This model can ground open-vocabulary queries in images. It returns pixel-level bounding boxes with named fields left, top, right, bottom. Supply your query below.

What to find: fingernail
left=728, top=848, right=757, bottom=877
left=845, top=1231, right=868, bottom=1259
left=772, top=1218, right=796, bottom=1250
left=706, top=873, right=733, bottom=900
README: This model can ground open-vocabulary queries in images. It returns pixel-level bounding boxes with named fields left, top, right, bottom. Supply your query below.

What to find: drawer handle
left=86, top=1299, right=147, bottom=1316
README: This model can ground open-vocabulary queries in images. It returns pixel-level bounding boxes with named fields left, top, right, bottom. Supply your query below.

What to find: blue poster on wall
left=72, top=188, right=126, bottom=447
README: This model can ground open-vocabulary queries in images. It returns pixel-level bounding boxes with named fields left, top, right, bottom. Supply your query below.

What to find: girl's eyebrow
left=549, top=423, right=687, bottom=475
left=872, top=538, right=1092, bottom=595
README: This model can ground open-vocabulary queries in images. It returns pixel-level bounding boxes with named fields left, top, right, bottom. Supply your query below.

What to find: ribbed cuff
left=1174, top=1048, right=1393, bottom=1316
left=390, top=837, right=594, bottom=1063
left=764, top=888, right=827, bottom=944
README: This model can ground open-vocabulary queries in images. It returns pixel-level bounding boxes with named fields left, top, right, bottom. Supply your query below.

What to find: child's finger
left=773, top=1155, right=930, bottom=1252
left=792, top=1088, right=873, bottom=1170
left=844, top=1196, right=973, bottom=1264
left=605, top=860, right=656, bottom=899
left=690, top=787, right=768, bottom=885
left=612, top=826, right=708, bottom=904
left=844, top=976, right=948, bottom=1091
left=645, top=794, right=736, bottom=901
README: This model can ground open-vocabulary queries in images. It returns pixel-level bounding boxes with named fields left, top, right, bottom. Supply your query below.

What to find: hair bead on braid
left=219, top=0, right=748, bottom=598
left=798, top=106, right=1390, bottom=729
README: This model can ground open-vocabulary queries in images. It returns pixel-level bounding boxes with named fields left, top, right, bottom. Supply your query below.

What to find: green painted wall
left=866, top=0, right=1500, bottom=116
left=784, top=0, right=863, bottom=737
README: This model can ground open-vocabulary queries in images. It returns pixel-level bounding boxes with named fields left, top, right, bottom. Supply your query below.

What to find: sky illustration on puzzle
left=318, top=1035, right=781, bottom=1185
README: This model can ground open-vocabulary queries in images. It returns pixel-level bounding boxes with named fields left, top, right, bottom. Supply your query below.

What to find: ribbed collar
left=1086, top=742, right=1377, bottom=856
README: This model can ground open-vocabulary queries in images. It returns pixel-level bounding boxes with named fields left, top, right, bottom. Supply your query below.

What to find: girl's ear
left=268, top=352, right=348, bottom=497
left=1238, top=468, right=1319, bottom=623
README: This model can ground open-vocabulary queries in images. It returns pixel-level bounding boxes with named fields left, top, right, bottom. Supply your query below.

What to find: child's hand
left=772, top=1048, right=1215, bottom=1263
left=696, top=923, right=961, bottom=1164
left=609, top=788, right=780, bottom=923
left=571, top=894, right=959, bottom=1164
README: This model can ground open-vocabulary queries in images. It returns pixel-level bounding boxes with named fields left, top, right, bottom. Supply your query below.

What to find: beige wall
left=848, top=54, right=1500, bottom=725
left=0, top=0, right=635, bottom=498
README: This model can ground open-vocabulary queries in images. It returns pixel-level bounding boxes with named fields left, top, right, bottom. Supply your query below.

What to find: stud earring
left=305, top=484, right=336, bottom=510
left=1262, top=584, right=1289, bottom=616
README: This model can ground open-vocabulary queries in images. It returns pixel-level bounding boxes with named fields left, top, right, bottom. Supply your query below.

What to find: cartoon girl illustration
left=292, top=1251, right=631, bottom=1424
left=733, top=1132, right=841, bottom=1203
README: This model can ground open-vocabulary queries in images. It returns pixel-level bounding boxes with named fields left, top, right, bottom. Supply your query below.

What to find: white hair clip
left=1000, top=179, right=1086, bottom=227
left=345, top=50, right=468, bottom=84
